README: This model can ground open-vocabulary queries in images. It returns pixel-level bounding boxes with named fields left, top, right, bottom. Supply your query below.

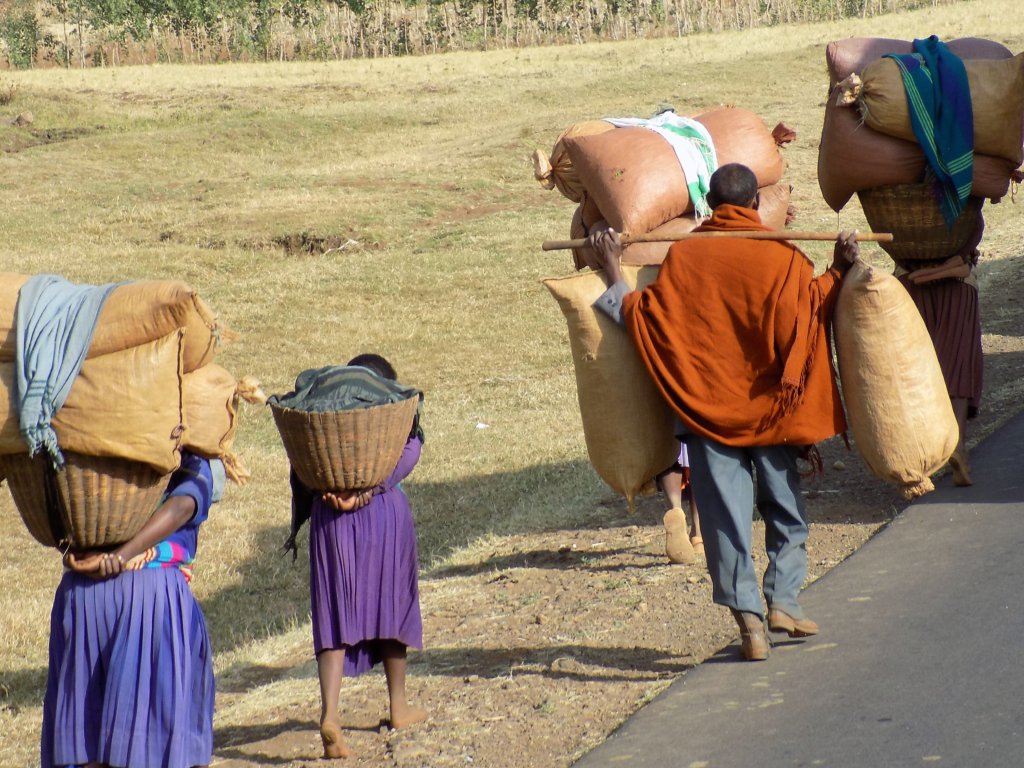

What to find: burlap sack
left=833, top=260, right=958, bottom=499
left=563, top=126, right=692, bottom=236
left=694, top=107, right=785, bottom=187
left=569, top=182, right=792, bottom=269
left=859, top=54, right=1024, bottom=166
left=533, top=120, right=616, bottom=203
left=52, top=331, right=185, bottom=474
left=818, top=94, right=1016, bottom=212
left=182, top=363, right=239, bottom=458
left=0, top=278, right=236, bottom=371
left=0, top=362, right=26, bottom=453
left=562, top=108, right=784, bottom=236
left=826, top=36, right=1013, bottom=86
left=543, top=266, right=677, bottom=510
left=0, top=273, right=30, bottom=361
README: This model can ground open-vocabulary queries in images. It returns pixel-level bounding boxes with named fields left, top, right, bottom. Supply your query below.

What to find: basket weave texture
left=0, top=452, right=169, bottom=549
left=858, top=183, right=981, bottom=262
left=270, top=395, right=419, bottom=492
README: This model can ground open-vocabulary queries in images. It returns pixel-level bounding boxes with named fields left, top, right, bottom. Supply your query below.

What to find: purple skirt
left=309, top=487, right=423, bottom=677
left=41, top=568, right=214, bottom=768
left=899, top=275, right=983, bottom=417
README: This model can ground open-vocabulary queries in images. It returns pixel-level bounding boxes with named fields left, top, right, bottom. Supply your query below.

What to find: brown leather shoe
left=731, top=609, right=769, bottom=661
left=768, top=608, right=819, bottom=637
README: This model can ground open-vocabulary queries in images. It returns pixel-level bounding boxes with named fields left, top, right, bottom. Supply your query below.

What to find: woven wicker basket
left=858, top=183, right=981, bottom=263
left=0, top=452, right=170, bottom=549
left=270, top=395, right=419, bottom=492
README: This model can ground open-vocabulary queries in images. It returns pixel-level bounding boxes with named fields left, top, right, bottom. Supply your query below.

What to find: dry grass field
left=1, top=2, right=1023, bottom=766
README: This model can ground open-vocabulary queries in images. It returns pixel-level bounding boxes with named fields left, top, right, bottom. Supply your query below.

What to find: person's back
left=621, top=167, right=847, bottom=448
left=585, top=162, right=859, bottom=661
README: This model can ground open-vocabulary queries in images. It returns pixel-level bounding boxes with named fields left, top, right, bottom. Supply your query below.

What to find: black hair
left=346, top=353, right=397, bottom=381
left=706, top=163, right=759, bottom=210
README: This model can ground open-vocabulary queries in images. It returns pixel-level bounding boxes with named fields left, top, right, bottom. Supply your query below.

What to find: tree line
left=0, top=0, right=954, bottom=68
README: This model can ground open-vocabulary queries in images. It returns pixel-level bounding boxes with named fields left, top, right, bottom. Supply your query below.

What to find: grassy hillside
left=1, top=1, right=1021, bottom=764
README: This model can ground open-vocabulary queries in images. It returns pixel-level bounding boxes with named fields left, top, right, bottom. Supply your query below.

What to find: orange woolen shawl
left=622, top=204, right=847, bottom=448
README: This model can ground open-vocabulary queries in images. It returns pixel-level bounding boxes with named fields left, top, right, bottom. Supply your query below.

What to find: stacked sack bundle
left=0, top=274, right=260, bottom=549
left=536, top=106, right=796, bottom=508
left=818, top=36, right=1024, bottom=216
left=534, top=106, right=797, bottom=269
left=818, top=36, right=1024, bottom=497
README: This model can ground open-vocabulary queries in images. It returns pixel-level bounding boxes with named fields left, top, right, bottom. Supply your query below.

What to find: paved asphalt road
left=574, top=411, right=1024, bottom=768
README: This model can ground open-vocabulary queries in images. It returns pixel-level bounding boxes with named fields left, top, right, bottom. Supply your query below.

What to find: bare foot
left=949, top=449, right=973, bottom=487
left=663, top=508, right=695, bottom=564
left=320, top=720, right=352, bottom=759
left=389, top=704, right=428, bottom=729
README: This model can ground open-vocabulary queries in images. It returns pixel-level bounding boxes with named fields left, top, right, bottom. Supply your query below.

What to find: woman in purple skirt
left=41, top=452, right=216, bottom=768
left=897, top=205, right=985, bottom=486
left=296, top=353, right=426, bottom=759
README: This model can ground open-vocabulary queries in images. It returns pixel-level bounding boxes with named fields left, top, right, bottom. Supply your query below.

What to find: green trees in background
left=0, top=0, right=954, bottom=68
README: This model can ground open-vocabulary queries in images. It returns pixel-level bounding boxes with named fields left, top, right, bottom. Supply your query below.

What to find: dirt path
left=210, top=243, right=1024, bottom=768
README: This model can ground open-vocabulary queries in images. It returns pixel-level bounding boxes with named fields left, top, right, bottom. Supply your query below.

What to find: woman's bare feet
left=389, top=703, right=428, bottom=730
left=320, top=720, right=351, bottom=759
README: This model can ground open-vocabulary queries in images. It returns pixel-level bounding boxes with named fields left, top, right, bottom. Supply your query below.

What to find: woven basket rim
left=857, top=183, right=980, bottom=261
left=270, top=395, right=419, bottom=492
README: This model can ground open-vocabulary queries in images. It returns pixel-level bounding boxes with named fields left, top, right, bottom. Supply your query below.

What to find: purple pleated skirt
left=899, top=275, right=983, bottom=417
left=309, top=487, right=423, bottom=677
left=41, top=568, right=214, bottom=768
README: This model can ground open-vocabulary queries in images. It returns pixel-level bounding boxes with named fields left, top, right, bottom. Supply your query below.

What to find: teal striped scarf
left=885, top=35, right=974, bottom=227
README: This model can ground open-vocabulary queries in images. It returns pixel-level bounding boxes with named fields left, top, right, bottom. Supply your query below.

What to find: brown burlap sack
left=826, top=36, right=1013, bottom=87
left=0, top=278, right=237, bottom=371
left=52, top=331, right=185, bottom=474
left=533, top=120, right=615, bottom=203
left=818, top=94, right=1016, bottom=212
left=563, top=127, right=691, bottom=236
left=694, top=107, right=785, bottom=187
left=543, top=265, right=677, bottom=510
left=562, top=108, right=784, bottom=236
left=0, top=362, right=26, bottom=454
left=859, top=54, right=1024, bottom=167
left=568, top=182, right=793, bottom=269
left=833, top=260, right=958, bottom=499
left=618, top=182, right=792, bottom=266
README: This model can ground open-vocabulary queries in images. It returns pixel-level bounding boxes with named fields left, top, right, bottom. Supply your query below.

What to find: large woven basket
left=270, top=395, right=419, bottom=492
left=0, top=452, right=170, bottom=549
left=858, top=183, right=981, bottom=263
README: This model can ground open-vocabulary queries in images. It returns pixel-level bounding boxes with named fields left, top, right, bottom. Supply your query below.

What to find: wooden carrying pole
left=542, top=230, right=894, bottom=251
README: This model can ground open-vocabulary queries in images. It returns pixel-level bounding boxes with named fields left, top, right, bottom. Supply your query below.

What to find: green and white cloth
left=606, top=112, right=718, bottom=218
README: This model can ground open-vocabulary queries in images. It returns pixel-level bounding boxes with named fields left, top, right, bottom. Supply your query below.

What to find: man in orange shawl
left=586, top=163, right=858, bottom=661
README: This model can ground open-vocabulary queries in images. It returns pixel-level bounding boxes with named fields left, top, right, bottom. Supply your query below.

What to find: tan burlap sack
left=543, top=265, right=677, bottom=510
left=181, top=366, right=263, bottom=484
left=858, top=54, right=1024, bottom=166
left=818, top=93, right=1016, bottom=212
left=182, top=363, right=239, bottom=459
left=533, top=120, right=616, bottom=203
left=826, top=36, right=1013, bottom=86
left=52, top=331, right=185, bottom=474
left=834, top=260, right=958, bottom=499
left=0, top=278, right=237, bottom=371
left=179, top=292, right=237, bottom=372
left=0, top=273, right=30, bottom=361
